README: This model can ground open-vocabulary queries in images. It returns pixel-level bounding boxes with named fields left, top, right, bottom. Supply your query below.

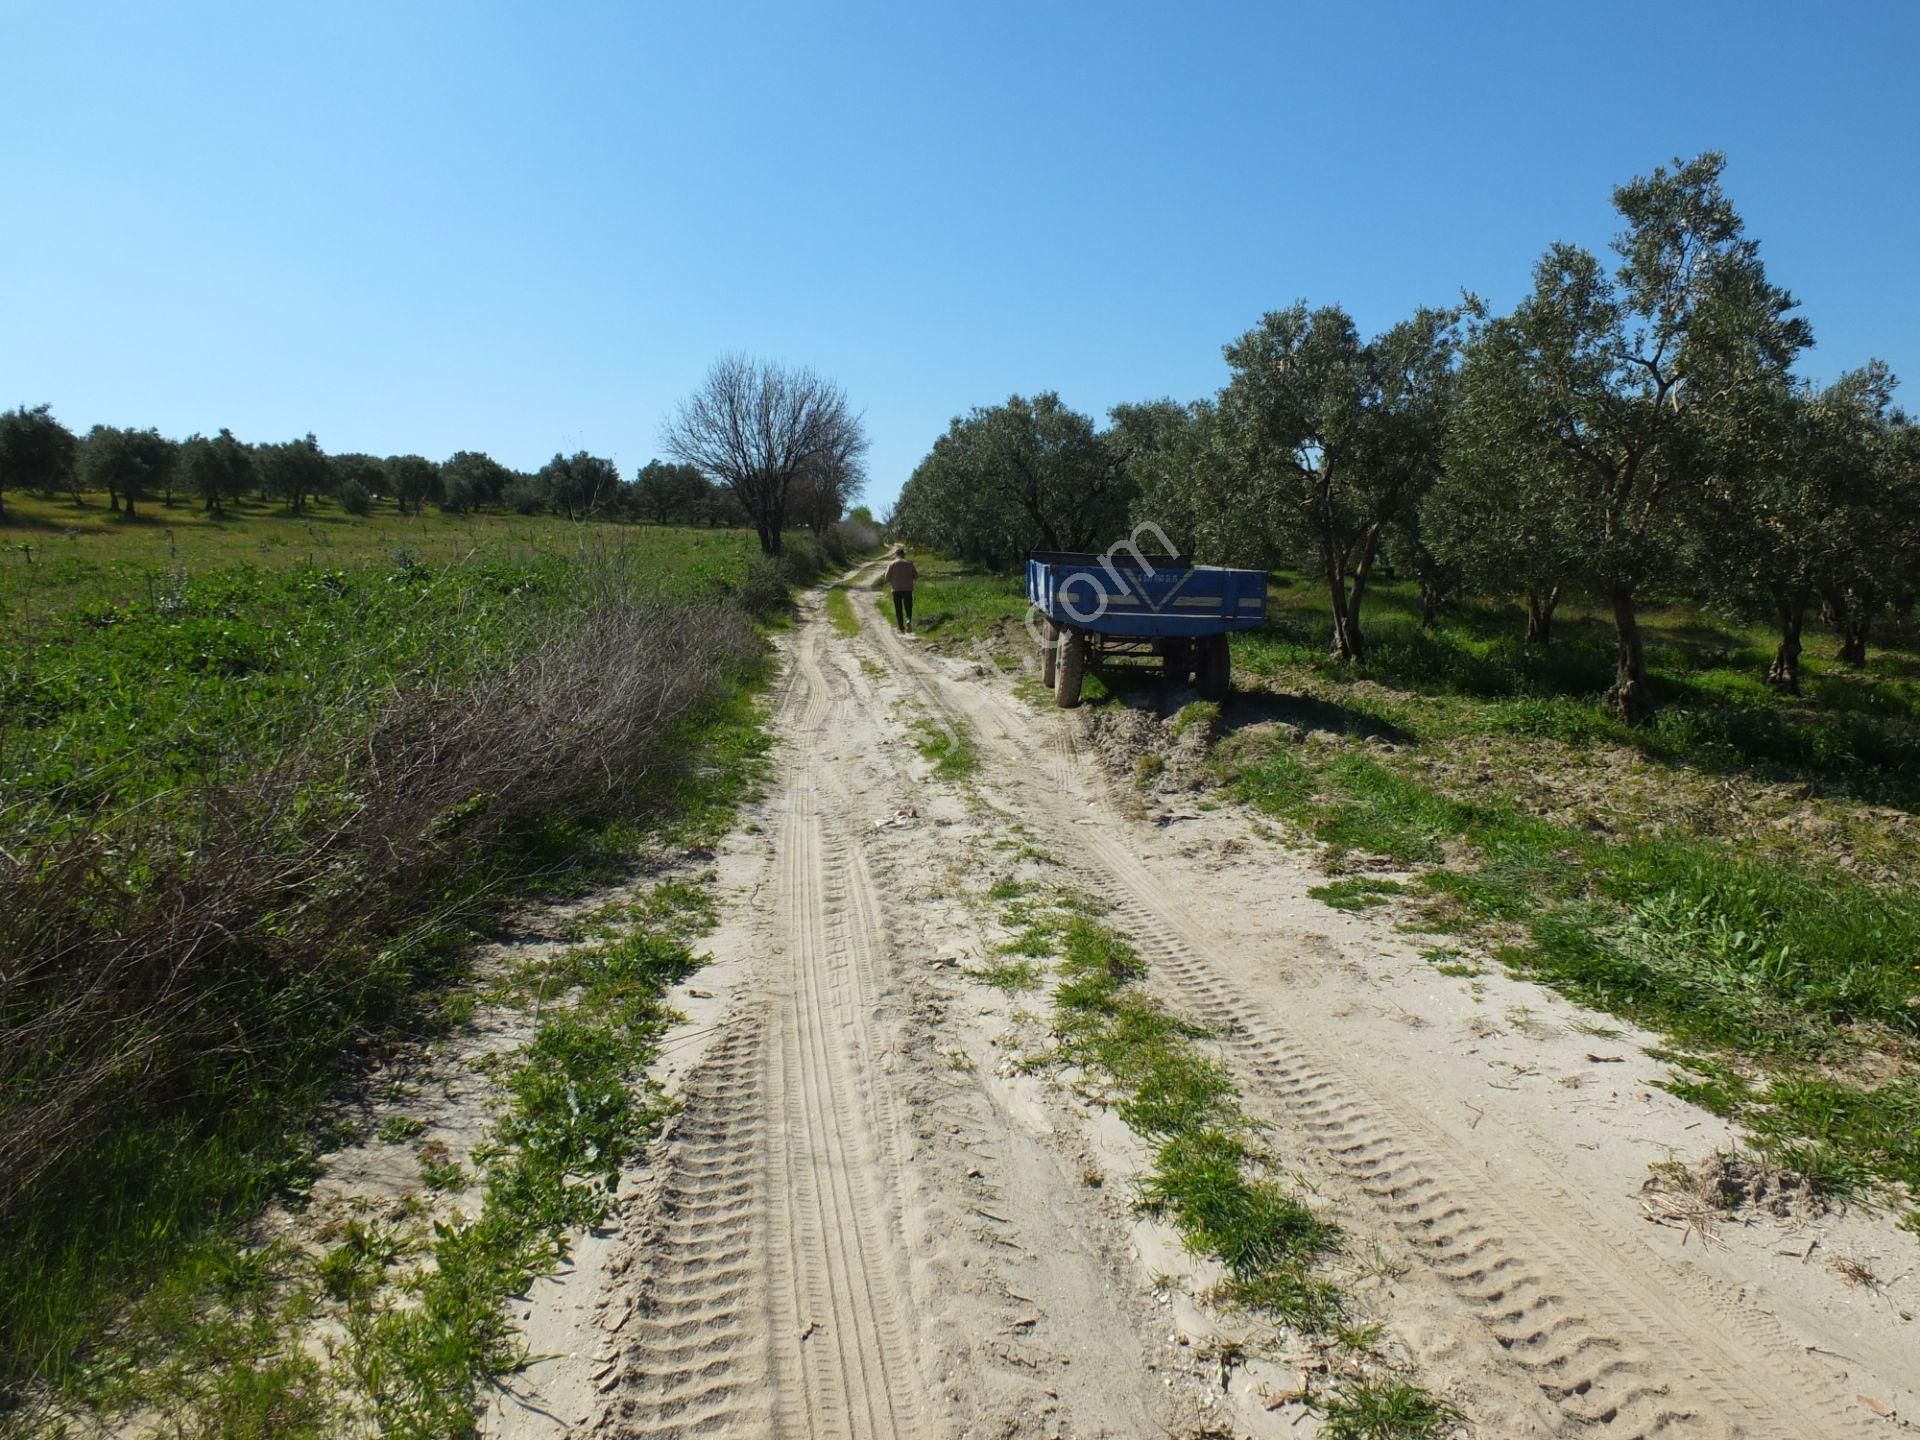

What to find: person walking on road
left=885, top=545, right=918, bottom=633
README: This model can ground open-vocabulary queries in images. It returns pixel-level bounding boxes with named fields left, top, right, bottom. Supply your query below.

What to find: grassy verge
left=992, top=873, right=1453, bottom=1434
left=21, top=877, right=730, bottom=1439
left=824, top=582, right=861, bottom=636
left=341, top=895, right=715, bottom=1438
left=1227, top=743, right=1920, bottom=1220
left=0, top=516, right=814, bottom=1420
left=1233, top=576, right=1920, bottom=874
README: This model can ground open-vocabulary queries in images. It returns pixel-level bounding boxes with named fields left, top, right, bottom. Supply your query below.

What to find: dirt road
left=494, top=571, right=1917, bottom=1439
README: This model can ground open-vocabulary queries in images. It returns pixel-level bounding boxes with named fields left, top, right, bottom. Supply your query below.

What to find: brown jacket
left=885, top=557, right=918, bottom=593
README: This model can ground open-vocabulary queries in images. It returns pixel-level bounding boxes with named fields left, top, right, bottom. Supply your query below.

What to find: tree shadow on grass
left=1221, top=687, right=1418, bottom=746
left=1255, top=594, right=1920, bottom=814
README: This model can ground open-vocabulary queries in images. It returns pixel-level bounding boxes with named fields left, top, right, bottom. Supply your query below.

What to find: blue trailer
left=1026, top=550, right=1268, bottom=708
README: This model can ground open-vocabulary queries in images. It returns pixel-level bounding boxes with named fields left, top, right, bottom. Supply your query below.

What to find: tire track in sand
left=601, top=601, right=925, bottom=1440
left=860, top=612, right=1885, bottom=1440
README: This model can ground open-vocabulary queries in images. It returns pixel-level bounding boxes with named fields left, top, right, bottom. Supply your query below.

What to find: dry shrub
left=0, top=587, right=761, bottom=1231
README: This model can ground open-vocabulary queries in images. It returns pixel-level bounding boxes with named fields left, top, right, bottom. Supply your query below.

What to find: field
left=1, top=488, right=756, bottom=623
left=903, top=553, right=1920, bottom=1222
left=0, top=495, right=798, bottom=1423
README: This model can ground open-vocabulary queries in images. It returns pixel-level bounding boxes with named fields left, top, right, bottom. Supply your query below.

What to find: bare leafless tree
left=660, top=355, right=864, bottom=555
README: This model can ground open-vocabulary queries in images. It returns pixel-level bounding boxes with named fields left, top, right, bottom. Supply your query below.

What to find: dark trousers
left=892, top=590, right=914, bottom=630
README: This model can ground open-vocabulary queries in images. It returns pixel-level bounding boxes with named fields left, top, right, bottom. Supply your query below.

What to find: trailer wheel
left=1053, top=630, right=1085, bottom=708
left=1041, top=619, right=1058, bottom=689
left=1196, top=633, right=1230, bottom=701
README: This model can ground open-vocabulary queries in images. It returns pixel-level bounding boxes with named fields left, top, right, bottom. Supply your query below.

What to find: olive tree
left=1430, top=318, right=1572, bottom=645
left=662, top=356, right=864, bottom=555
left=1446, top=154, right=1809, bottom=721
left=440, top=450, right=510, bottom=513
left=1810, top=373, right=1912, bottom=667
left=180, top=428, right=255, bottom=514
left=330, top=454, right=387, bottom=511
left=536, top=451, right=618, bottom=520
left=630, top=459, right=709, bottom=525
left=0, top=404, right=78, bottom=517
left=83, top=426, right=177, bottom=517
left=259, top=435, right=331, bottom=513
left=1214, top=302, right=1461, bottom=660
left=387, top=454, right=443, bottom=516
left=894, top=393, right=1132, bottom=566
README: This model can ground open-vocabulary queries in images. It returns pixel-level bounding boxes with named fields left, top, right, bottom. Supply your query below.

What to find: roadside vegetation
left=1218, top=585, right=1920, bottom=1220
left=824, top=581, right=861, bottom=636
left=0, top=486, right=871, bottom=1428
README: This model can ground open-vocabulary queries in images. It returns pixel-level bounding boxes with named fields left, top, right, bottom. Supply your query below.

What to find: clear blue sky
left=5, top=0, right=1915, bottom=514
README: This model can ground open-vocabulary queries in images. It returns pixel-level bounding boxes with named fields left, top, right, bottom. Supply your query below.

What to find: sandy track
left=522, top=574, right=1915, bottom=1440
left=595, top=608, right=926, bottom=1438
left=855, top=597, right=1915, bottom=1438
left=569, top=582, right=1191, bottom=1440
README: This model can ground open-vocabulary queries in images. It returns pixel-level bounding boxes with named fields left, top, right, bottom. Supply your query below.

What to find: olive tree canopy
left=1443, top=152, right=1809, bottom=721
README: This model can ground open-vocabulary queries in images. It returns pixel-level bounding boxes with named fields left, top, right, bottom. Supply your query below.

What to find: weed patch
left=824, top=584, right=860, bottom=636
left=912, top=713, right=979, bottom=780
left=1308, top=877, right=1410, bottom=912
left=997, top=887, right=1444, bottom=1416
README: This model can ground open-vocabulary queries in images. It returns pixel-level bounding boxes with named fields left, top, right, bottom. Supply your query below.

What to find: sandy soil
left=486, top=569, right=1918, bottom=1439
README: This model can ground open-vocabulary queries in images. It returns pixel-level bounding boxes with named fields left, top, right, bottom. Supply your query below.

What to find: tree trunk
left=1823, top=588, right=1868, bottom=666
left=1838, top=614, right=1869, bottom=667
left=1324, top=544, right=1361, bottom=662
left=1418, top=582, right=1442, bottom=629
left=1525, top=585, right=1560, bottom=646
left=1605, top=588, right=1653, bottom=724
left=1766, top=593, right=1805, bottom=694
left=1326, top=531, right=1381, bottom=663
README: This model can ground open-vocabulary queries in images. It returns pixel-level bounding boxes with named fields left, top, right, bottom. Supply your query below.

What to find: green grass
left=1035, top=908, right=1343, bottom=1331
left=1307, top=877, right=1410, bottom=911
left=964, top=958, right=1046, bottom=992
left=13, top=865, right=736, bottom=1438
left=911, top=712, right=978, bottom=780
left=824, top=583, right=860, bottom=636
left=1234, top=576, right=1920, bottom=815
left=0, top=505, right=794, bottom=1421
left=1232, top=743, right=1920, bottom=1214
left=2, top=519, right=758, bottom=819
left=345, top=922, right=704, bottom=1438
left=991, top=883, right=1446, bottom=1421
left=1, top=488, right=758, bottom=627
left=1314, top=1376, right=1459, bottom=1440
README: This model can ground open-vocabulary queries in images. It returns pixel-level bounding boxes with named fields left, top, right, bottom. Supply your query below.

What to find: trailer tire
left=1054, top=630, right=1085, bottom=708
left=1196, top=633, right=1230, bottom=701
left=1041, top=620, right=1058, bottom=689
